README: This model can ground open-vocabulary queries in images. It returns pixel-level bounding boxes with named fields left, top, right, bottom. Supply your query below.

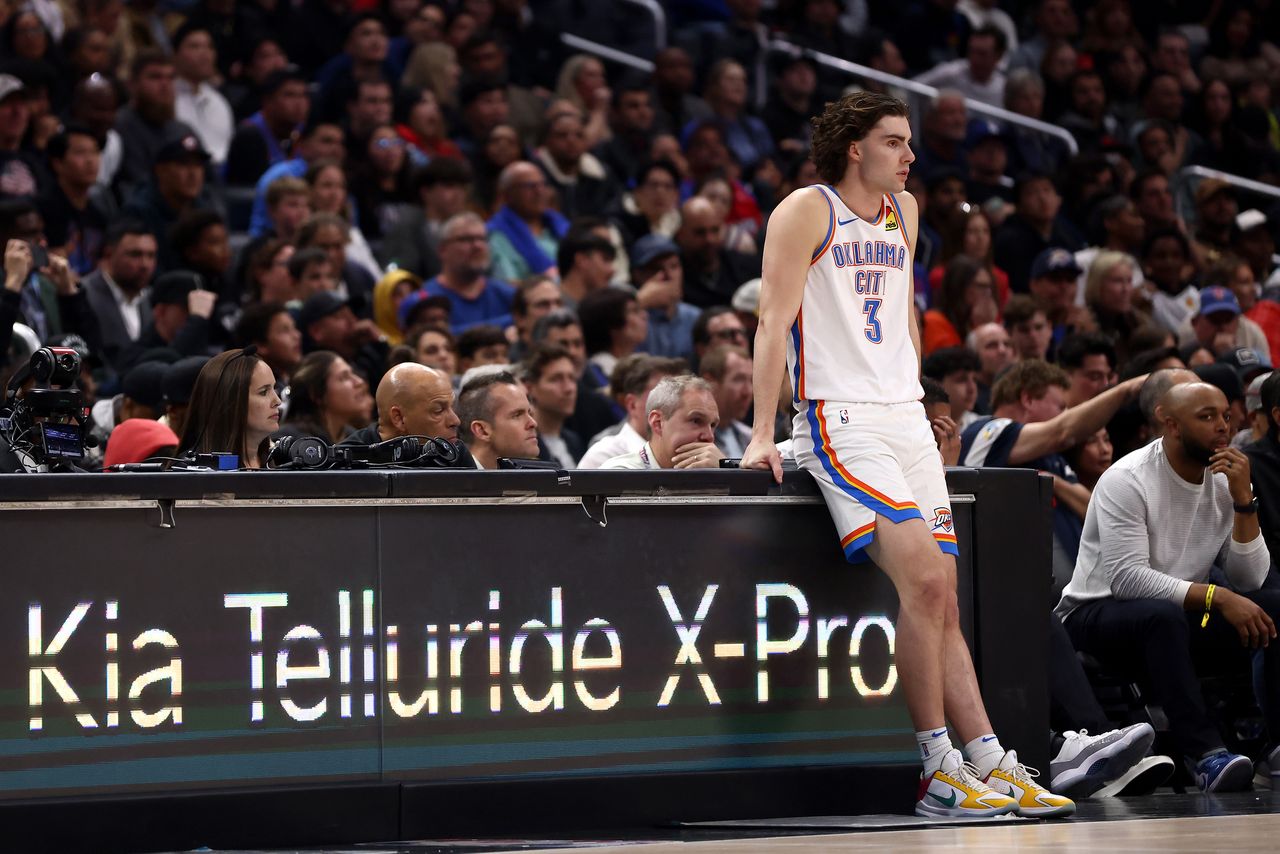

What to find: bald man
left=1057, top=381, right=1279, bottom=793
left=676, top=196, right=761, bottom=309
left=488, top=160, right=564, bottom=282
left=342, top=363, right=462, bottom=445
left=1137, top=367, right=1198, bottom=440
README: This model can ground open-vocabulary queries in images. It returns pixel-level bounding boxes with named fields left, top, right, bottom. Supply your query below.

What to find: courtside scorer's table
left=0, top=466, right=1050, bottom=852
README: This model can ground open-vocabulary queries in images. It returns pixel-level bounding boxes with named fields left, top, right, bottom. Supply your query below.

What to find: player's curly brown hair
left=810, top=92, right=910, bottom=184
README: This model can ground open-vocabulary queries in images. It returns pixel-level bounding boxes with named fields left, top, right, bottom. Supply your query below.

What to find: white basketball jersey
left=786, top=185, right=922, bottom=407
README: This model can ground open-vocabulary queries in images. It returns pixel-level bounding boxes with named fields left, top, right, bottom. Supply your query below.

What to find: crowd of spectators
left=0, top=0, right=1279, bottom=478
left=2, top=0, right=1280, bottom=792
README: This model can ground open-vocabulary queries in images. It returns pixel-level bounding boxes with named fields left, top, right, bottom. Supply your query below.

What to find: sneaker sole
left=1053, top=726, right=1156, bottom=799
left=1205, top=755, right=1254, bottom=792
left=1092, top=755, right=1174, bottom=798
left=1015, top=802, right=1076, bottom=819
left=915, top=800, right=1020, bottom=819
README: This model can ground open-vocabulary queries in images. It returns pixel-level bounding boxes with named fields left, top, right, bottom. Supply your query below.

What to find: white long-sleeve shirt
left=1056, top=438, right=1270, bottom=619
left=578, top=421, right=644, bottom=469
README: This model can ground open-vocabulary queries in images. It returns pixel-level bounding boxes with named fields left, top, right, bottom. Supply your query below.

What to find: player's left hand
left=1209, top=446, right=1252, bottom=505
left=672, top=442, right=725, bottom=470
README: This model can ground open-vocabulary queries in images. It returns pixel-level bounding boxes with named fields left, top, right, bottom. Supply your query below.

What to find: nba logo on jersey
left=931, top=507, right=953, bottom=533
left=839, top=408, right=849, bottom=424
left=883, top=205, right=899, bottom=231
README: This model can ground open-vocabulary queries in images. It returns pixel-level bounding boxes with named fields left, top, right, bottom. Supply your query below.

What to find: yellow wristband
left=1201, top=584, right=1216, bottom=628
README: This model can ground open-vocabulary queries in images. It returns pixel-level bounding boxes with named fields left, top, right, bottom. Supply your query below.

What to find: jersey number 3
left=862, top=298, right=883, bottom=344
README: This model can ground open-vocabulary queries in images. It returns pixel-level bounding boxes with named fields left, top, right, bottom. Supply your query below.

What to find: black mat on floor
left=676, top=813, right=1031, bottom=830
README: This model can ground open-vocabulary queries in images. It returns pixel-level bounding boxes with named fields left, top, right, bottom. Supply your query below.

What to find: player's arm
left=895, top=192, right=923, bottom=370
left=1006, top=375, right=1146, bottom=465
left=741, top=188, right=828, bottom=482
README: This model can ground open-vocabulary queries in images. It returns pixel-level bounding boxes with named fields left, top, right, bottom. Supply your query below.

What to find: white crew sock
left=916, top=727, right=954, bottom=776
left=966, top=733, right=1006, bottom=778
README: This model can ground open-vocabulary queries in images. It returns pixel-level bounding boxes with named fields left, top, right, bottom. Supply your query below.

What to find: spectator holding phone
left=1, top=198, right=102, bottom=360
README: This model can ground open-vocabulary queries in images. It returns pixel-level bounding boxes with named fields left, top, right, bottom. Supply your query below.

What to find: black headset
left=267, top=434, right=462, bottom=470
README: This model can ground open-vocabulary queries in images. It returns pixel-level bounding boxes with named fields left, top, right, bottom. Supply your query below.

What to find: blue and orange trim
left=805, top=400, right=925, bottom=562
left=810, top=186, right=836, bottom=265
left=806, top=400, right=921, bottom=519
left=841, top=522, right=877, bottom=563
left=868, top=193, right=885, bottom=226
left=807, top=399, right=958, bottom=562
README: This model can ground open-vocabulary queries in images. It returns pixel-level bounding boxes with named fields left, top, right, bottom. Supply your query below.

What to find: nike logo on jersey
left=837, top=216, right=856, bottom=226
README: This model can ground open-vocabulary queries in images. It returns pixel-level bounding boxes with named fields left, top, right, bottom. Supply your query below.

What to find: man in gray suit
left=83, top=220, right=157, bottom=373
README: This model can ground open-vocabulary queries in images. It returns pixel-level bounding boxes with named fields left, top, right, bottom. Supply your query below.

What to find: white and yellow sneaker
left=985, top=750, right=1076, bottom=818
left=915, top=749, right=1019, bottom=818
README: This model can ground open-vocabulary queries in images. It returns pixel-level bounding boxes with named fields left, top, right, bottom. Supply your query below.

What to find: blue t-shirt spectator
left=423, top=277, right=517, bottom=333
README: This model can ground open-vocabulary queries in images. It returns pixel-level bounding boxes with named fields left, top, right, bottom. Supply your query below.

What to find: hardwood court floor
left=529, top=815, right=1280, bottom=852
left=227, top=790, right=1280, bottom=853
left=524, top=791, right=1280, bottom=854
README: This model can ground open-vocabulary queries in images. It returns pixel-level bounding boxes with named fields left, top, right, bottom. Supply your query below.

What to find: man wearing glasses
left=691, top=305, right=749, bottom=367
left=423, top=212, right=516, bottom=333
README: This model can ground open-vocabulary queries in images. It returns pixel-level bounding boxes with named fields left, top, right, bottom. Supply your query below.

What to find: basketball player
left=741, top=92, right=1074, bottom=819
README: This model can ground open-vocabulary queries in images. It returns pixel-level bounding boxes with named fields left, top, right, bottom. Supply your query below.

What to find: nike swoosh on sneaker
left=930, top=790, right=958, bottom=808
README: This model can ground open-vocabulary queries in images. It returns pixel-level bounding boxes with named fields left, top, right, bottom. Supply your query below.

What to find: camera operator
left=178, top=348, right=282, bottom=469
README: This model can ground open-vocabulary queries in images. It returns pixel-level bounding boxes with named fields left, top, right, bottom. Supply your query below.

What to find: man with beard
left=83, top=221, right=157, bottom=373
left=1057, top=382, right=1279, bottom=792
left=676, top=196, right=760, bottom=309
left=114, top=50, right=196, bottom=192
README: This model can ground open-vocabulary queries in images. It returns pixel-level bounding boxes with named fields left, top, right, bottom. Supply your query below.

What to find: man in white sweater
left=1056, top=382, right=1279, bottom=792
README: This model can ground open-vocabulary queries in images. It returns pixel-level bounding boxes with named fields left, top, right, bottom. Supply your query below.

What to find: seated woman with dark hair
left=178, top=348, right=282, bottom=469
left=922, top=256, right=1000, bottom=356
left=279, top=350, right=373, bottom=444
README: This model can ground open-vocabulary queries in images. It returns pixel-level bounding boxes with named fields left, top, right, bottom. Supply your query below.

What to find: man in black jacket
left=676, top=197, right=760, bottom=309
left=82, top=221, right=156, bottom=373
left=341, top=362, right=468, bottom=463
